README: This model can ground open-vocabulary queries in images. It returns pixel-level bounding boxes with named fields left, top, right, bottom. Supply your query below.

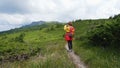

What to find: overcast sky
left=0, top=0, right=120, bottom=31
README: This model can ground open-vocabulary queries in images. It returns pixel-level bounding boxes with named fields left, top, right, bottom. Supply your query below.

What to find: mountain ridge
left=22, top=21, right=45, bottom=28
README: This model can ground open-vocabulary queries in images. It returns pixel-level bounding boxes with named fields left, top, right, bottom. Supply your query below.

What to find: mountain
left=0, top=20, right=61, bottom=34
left=22, top=21, right=45, bottom=28
left=30, top=21, right=45, bottom=26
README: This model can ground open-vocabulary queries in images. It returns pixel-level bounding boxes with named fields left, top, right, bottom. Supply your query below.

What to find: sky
left=0, top=0, right=120, bottom=31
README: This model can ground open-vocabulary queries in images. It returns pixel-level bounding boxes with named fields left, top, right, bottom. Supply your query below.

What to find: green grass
left=1, top=40, right=75, bottom=68
left=73, top=20, right=120, bottom=68
left=1, top=18, right=120, bottom=68
left=0, top=23, right=64, bottom=59
left=0, top=23, right=75, bottom=68
left=28, top=40, right=75, bottom=68
left=74, top=40, right=120, bottom=68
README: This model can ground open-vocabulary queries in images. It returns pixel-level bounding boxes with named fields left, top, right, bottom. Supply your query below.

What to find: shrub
left=88, top=15, right=120, bottom=47
left=15, top=33, right=25, bottom=42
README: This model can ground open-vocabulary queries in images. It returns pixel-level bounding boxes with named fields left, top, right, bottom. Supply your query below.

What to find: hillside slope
left=73, top=14, right=120, bottom=68
left=0, top=23, right=75, bottom=68
left=0, top=14, right=120, bottom=68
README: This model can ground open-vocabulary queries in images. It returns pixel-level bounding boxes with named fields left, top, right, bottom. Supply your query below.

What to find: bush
left=15, top=33, right=25, bottom=42
left=88, top=15, right=120, bottom=47
left=88, top=26, right=113, bottom=47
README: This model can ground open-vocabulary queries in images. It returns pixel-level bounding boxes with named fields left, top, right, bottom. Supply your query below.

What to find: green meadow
left=0, top=14, right=120, bottom=68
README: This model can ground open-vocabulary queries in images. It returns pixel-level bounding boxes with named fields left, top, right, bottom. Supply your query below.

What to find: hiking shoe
left=67, top=49, right=72, bottom=52
left=69, top=49, right=72, bottom=52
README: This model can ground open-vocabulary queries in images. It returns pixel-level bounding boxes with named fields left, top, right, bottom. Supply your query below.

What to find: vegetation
left=0, top=23, right=75, bottom=68
left=88, top=14, right=120, bottom=47
left=73, top=14, right=120, bottom=68
left=0, top=14, right=120, bottom=68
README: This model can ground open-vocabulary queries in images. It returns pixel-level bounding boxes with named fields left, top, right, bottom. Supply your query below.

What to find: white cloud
left=0, top=25, right=12, bottom=31
left=0, top=13, right=27, bottom=25
left=95, top=0, right=120, bottom=18
left=0, top=24, right=20, bottom=31
left=0, top=0, right=120, bottom=31
left=86, top=0, right=103, bottom=6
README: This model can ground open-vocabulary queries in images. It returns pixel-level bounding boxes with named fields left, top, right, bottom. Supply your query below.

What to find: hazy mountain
left=22, top=21, right=45, bottom=28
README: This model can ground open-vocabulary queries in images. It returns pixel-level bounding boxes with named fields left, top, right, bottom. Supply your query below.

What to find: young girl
left=64, top=22, right=75, bottom=52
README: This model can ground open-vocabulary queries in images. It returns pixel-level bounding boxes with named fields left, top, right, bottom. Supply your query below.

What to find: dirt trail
left=65, top=45, right=87, bottom=68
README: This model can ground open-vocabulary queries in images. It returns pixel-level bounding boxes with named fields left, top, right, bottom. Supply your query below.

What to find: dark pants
left=68, top=40, right=72, bottom=50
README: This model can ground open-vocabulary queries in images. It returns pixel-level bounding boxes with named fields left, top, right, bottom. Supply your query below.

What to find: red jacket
left=64, top=26, right=75, bottom=41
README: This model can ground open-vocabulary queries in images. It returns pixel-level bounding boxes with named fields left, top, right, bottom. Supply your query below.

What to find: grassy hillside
left=0, top=23, right=75, bottom=68
left=73, top=14, right=120, bottom=68
left=0, top=14, right=120, bottom=68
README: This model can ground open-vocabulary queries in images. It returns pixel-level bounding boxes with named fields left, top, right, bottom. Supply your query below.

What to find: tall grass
left=1, top=40, right=75, bottom=68
left=29, top=41, right=75, bottom=68
left=0, top=23, right=75, bottom=68
left=73, top=19, right=120, bottom=68
left=74, top=40, right=120, bottom=68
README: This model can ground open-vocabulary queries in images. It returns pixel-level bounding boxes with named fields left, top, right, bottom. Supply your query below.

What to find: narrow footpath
left=65, top=45, right=87, bottom=68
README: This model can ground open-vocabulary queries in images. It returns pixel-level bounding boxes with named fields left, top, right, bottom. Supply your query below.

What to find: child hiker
left=64, top=22, right=75, bottom=52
